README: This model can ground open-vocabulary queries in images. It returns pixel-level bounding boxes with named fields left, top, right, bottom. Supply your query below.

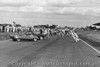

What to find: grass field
left=78, top=30, right=100, bottom=42
left=0, top=32, right=12, bottom=41
left=0, top=32, right=27, bottom=41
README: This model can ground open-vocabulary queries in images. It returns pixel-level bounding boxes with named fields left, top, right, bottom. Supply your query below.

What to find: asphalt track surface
left=0, top=35, right=100, bottom=67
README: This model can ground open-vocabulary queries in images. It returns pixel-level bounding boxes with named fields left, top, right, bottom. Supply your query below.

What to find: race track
left=0, top=35, right=100, bottom=67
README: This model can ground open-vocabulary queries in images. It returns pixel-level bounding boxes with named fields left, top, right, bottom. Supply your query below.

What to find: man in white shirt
left=70, top=30, right=80, bottom=42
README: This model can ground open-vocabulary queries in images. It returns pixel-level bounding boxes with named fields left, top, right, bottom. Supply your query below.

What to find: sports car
left=10, top=32, right=38, bottom=42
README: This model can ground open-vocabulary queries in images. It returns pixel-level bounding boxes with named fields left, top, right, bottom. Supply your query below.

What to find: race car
left=10, top=32, right=38, bottom=42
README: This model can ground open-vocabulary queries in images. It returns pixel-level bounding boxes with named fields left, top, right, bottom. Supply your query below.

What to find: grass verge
left=0, top=32, right=10, bottom=41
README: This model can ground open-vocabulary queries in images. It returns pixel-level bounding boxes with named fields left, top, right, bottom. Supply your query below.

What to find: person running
left=65, top=28, right=70, bottom=36
left=39, top=28, right=43, bottom=35
left=70, top=30, right=80, bottom=42
left=58, top=29, right=65, bottom=37
left=42, top=28, right=50, bottom=38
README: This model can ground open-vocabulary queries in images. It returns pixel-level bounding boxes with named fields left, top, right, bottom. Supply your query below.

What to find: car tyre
left=12, top=39, right=16, bottom=41
left=40, top=37, right=43, bottom=40
left=33, top=38, right=37, bottom=42
left=16, top=39, right=21, bottom=42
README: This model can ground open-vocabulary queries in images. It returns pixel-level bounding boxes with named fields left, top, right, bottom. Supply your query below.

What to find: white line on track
left=80, top=38, right=100, bottom=54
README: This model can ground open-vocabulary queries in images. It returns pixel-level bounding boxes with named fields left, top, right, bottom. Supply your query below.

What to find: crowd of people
left=0, top=23, right=80, bottom=42
left=29, top=27, right=80, bottom=42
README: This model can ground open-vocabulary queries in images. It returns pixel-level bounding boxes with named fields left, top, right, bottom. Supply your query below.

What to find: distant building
left=0, top=24, right=12, bottom=32
left=0, top=23, right=22, bottom=32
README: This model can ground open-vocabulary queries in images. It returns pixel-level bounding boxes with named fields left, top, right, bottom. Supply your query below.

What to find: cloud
left=0, top=0, right=100, bottom=15
left=0, top=0, right=29, bottom=8
left=0, top=0, right=28, bottom=4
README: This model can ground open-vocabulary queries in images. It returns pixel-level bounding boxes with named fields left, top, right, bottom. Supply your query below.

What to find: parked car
left=10, top=32, right=38, bottom=42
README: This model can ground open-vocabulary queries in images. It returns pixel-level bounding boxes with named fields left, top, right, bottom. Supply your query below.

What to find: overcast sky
left=0, top=0, right=100, bottom=27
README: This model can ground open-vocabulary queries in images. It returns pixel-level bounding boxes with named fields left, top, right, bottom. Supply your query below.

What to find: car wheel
left=12, top=39, right=16, bottom=41
left=16, top=39, right=21, bottom=42
left=33, top=38, right=37, bottom=42
left=40, top=37, right=43, bottom=40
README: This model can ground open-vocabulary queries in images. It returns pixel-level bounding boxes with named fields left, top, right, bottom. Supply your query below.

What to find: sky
left=0, top=0, right=100, bottom=27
